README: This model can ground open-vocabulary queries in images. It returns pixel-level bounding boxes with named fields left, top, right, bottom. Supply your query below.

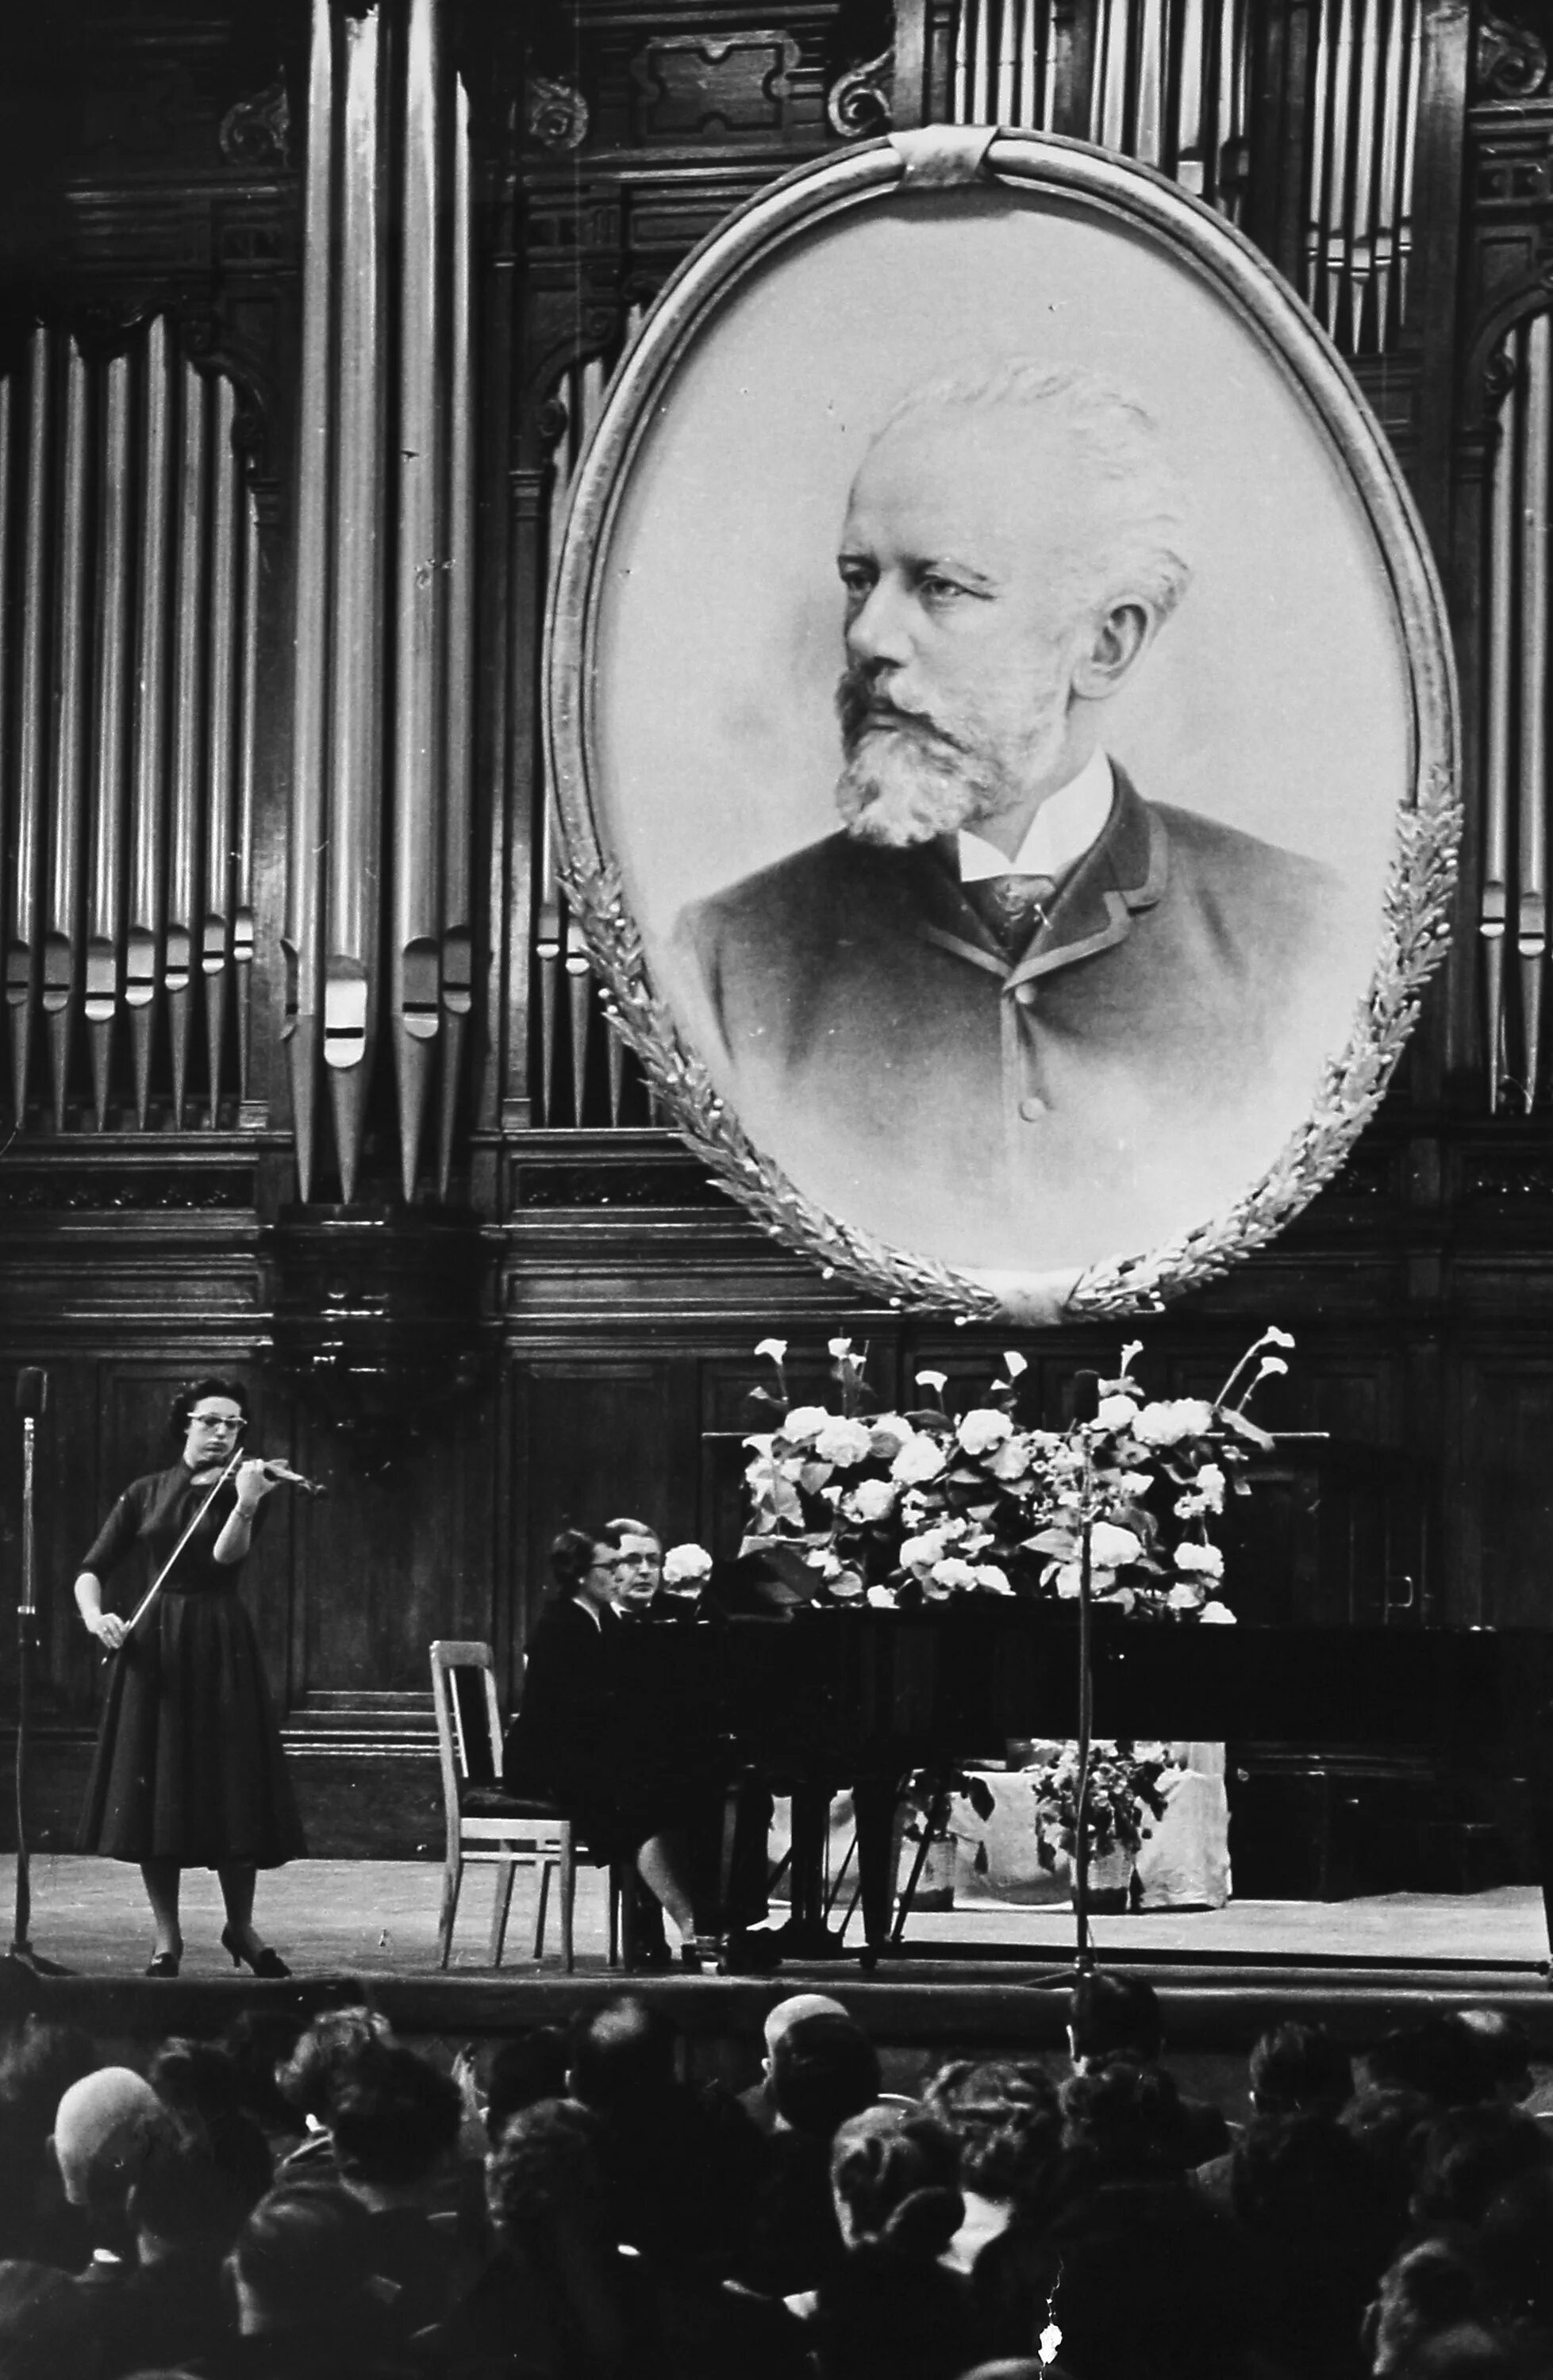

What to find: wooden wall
left=2, top=0, right=1553, bottom=1863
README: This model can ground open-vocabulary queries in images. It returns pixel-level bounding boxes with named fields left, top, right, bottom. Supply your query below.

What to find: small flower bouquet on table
left=1031, top=1740, right=1177, bottom=1899
left=739, top=1329, right=1295, bottom=1620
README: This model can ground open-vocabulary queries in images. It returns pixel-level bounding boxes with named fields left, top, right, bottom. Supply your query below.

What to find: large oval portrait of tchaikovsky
left=548, top=132, right=1458, bottom=1323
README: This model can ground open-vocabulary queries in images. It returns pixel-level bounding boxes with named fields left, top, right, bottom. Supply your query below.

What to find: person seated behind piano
left=501, top=1525, right=704, bottom=1967
left=606, top=1518, right=698, bottom=1623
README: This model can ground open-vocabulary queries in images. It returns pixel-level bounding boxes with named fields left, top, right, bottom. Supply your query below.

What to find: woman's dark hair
left=830, top=2105, right=963, bottom=2260
left=550, top=1525, right=622, bottom=1595
left=924, top=2059, right=1062, bottom=2202
left=226, top=2179, right=381, bottom=2328
left=275, top=2006, right=393, bottom=2121
left=486, top=2098, right=609, bottom=2245
left=325, top=2041, right=462, bottom=2186
left=169, top=1376, right=248, bottom=1441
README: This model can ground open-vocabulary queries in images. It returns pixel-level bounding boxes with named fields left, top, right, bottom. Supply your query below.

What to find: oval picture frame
left=546, top=128, right=1459, bottom=1326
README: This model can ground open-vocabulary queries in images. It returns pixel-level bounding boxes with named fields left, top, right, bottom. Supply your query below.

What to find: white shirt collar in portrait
left=956, top=747, right=1115, bottom=885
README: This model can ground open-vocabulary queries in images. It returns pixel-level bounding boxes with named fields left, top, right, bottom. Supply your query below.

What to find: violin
left=248, top=1458, right=329, bottom=1499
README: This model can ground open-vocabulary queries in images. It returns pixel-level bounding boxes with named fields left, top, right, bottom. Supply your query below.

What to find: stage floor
left=4, top=1856, right=1548, bottom=1983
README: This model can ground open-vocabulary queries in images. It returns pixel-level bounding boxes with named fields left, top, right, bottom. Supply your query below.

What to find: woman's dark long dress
left=78, top=1464, right=306, bottom=1867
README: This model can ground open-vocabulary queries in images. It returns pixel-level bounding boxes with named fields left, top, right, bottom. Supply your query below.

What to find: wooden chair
left=429, top=1638, right=624, bottom=1971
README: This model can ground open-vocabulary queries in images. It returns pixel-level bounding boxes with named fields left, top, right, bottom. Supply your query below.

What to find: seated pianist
left=607, top=1515, right=703, bottom=1624
left=501, top=1523, right=706, bottom=1968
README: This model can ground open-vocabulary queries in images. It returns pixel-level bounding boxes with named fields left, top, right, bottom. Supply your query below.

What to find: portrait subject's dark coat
left=674, top=770, right=1355, bottom=1272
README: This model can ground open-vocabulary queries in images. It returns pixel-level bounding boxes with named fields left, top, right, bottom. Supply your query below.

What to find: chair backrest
left=429, top=1641, right=505, bottom=1831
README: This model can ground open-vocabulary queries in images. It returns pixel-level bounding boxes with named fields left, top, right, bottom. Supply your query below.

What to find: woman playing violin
left=74, top=1378, right=306, bottom=1978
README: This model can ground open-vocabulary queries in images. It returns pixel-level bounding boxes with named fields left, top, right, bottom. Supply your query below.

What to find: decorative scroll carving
left=0, top=1169, right=253, bottom=1211
left=525, top=73, right=590, bottom=152
left=220, top=78, right=292, bottom=171
left=1475, top=6, right=1552, bottom=102
left=827, top=46, right=894, bottom=138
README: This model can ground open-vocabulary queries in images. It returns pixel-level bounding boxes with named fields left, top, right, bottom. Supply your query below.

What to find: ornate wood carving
left=1475, top=6, right=1553, bottom=104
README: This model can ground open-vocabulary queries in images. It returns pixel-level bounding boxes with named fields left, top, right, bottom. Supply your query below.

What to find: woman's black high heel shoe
left=144, top=1949, right=180, bottom=1979
left=221, top=1923, right=290, bottom=1979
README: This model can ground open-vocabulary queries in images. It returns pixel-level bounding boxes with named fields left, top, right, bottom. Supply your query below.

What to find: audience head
left=567, top=1994, right=678, bottom=2113
left=829, top=2104, right=963, bottom=2259
left=1409, top=2103, right=1553, bottom=2233
left=275, top=2004, right=393, bottom=2123
left=1474, top=2164, right=1553, bottom=2336
left=225, top=2178, right=386, bottom=2338
left=129, top=2117, right=260, bottom=2256
left=484, top=2029, right=570, bottom=2148
left=1456, top=2010, right=1536, bottom=2106
left=218, top=2010, right=310, bottom=2136
left=1369, top=2237, right=1484, bottom=2377
left=1248, top=2019, right=1353, bottom=2117
left=51, top=2067, right=170, bottom=2213
left=763, top=1992, right=851, bottom=2057
left=0, top=2259, right=98, bottom=2380
left=769, top=2011, right=881, bottom=2140
left=486, top=2098, right=613, bottom=2255
left=925, top=2059, right=1061, bottom=2205
left=0, top=2021, right=101, bottom=2134
left=325, top=2041, right=463, bottom=2189
left=1364, top=2015, right=1489, bottom=2110
left=1061, top=2058, right=1193, bottom=2176
left=1068, top=1970, right=1163, bottom=2068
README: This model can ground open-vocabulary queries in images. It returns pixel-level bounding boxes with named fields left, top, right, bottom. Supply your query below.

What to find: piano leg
left=854, top=1774, right=903, bottom=1964
left=1529, top=1795, right=1553, bottom=1971
left=770, top=1784, right=850, bottom=1960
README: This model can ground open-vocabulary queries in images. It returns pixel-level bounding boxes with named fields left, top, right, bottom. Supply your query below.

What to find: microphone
left=1071, top=1370, right=1101, bottom=1425
left=15, top=1369, right=46, bottom=1421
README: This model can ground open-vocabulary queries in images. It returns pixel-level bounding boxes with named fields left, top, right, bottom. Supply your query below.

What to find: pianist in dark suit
left=502, top=1524, right=702, bottom=1965
left=674, top=361, right=1353, bottom=1274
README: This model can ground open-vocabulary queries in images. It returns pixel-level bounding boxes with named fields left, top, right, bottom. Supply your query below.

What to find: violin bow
left=110, top=1442, right=248, bottom=1655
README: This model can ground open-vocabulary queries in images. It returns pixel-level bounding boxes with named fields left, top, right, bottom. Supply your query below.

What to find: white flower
left=957, top=1408, right=1013, bottom=1456
left=1167, top=1580, right=1205, bottom=1610
left=1265, top=1326, right=1296, bottom=1349
left=813, top=1416, right=873, bottom=1468
left=1094, top=1394, right=1141, bottom=1432
left=845, top=1477, right=897, bottom=1523
left=1132, top=1397, right=1215, bottom=1447
left=780, top=1405, right=831, bottom=1446
left=828, top=1567, right=865, bottom=1599
left=1089, top=1520, right=1144, bottom=1569
left=868, top=1414, right=913, bottom=1459
left=973, top=1563, right=1013, bottom=1595
left=915, top=1369, right=948, bottom=1394
left=1053, top=1563, right=1085, bottom=1599
left=754, top=1338, right=787, bottom=1365
left=827, top=1337, right=853, bottom=1359
left=901, top=1527, right=951, bottom=1572
left=1194, top=1463, right=1226, bottom=1511
left=931, top=1557, right=979, bottom=1591
left=988, top=1434, right=1033, bottom=1481
left=1117, top=1470, right=1153, bottom=1497
left=1198, top=1600, right=1237, bottom=1624
left=1038, top=2320, right=1063, bottom=2368
left=1003, top=1350, right=1028, bottom=1378
left=1174, top=1490, right=1209, bottom=1521
left=865, top=1585, right=898, bottom=1609
left=1174, top=1540, right=1224, bottom=1579
left=892, top=1435, right=947, bottom=1485
left=662, top=1543, right=713, bottom=1586
left=1119, top=1341, right=1144, bottom=1376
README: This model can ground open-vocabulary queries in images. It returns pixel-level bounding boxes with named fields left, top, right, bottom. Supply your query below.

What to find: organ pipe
left=167, top=363, right=209, bottom=1127
left=0, top=381, right=10, bottom=1107
left=127, top=317, right=171, bottom=1124
left=86, top=352, right=132, bottom=1127
left=6, top=333, right=44, bottom=1119
left=1519, top=313, right=1551, bottom=1107
left=325, top=3, right=387, bottom=1202
left=235, top=489, right=259, bottom=1106
left=438, top=70, right=475, bottom=1197
left=44, top=343, right=90, bottom=1130
left=203, top=374, right=239, bottom=1127
left=392, top=0, right=445, bottom=1200
left=1482, top=343, right=1516, bottom=1113
left=284, top=0, right=336, bottom=1196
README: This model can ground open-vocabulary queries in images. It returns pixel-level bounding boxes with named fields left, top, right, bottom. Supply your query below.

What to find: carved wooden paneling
left=1451, top=1357, right=1553, bottom=1628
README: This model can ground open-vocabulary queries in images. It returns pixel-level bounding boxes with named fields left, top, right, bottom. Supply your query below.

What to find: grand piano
left=625, top=1607, right=1553, bottom=1962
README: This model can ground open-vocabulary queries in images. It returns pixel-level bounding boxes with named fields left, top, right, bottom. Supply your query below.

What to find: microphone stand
left=1072, top=1418, right=1096, bottom=1981
left=9, top=1382, right=71, bottom=1979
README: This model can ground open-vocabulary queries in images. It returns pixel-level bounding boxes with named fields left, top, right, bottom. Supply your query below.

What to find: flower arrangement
left=739, top=1328, right=1295, bottom=1622
left=1031, top=1740, right=1175, bottom=1868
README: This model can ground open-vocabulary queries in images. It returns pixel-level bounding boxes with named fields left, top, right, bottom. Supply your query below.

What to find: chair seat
left=460, top=1783, right=564, bottom=1821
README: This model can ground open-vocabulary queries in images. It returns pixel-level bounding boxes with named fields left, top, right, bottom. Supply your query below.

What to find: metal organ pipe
left=6, top=332, right=45, bottom=1119
left=439, top=70, right=475, bottom=1196
left=393, top=0, right=445, bottom=1201
left=86, top=351, right=133, bottom=1127
left=44, top=342, right=90, bottom=1130
left=1519, top=313, right=1551, bottom=1107
left=204, top=374, right=239, bottom=1126
left=325, top=3, right=387, bottom=1203
left=128, top=317, right=172, bottom=1124
left=284, top=0, right=336, bottom=1197
left=235, top=488, right=259, bottom=1106
left=167, top=362, right=209, bottom=1127
left=1483, top=340, right=1516, bottom=1113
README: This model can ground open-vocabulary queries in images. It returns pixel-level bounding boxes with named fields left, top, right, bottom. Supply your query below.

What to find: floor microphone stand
left=1072, top=1425, right=1096, bottom=1981
left=9, top=1386, right=71, bottom=1978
